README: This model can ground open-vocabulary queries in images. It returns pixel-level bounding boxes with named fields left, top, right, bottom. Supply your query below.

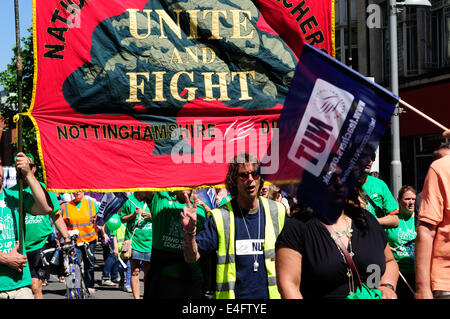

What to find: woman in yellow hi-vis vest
left=61, top=192, right=99, bottom=293
left=182, top=153, right=286, bottom=299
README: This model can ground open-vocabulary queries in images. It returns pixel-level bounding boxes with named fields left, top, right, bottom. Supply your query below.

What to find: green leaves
left=0, top=28, right=42, bottom=179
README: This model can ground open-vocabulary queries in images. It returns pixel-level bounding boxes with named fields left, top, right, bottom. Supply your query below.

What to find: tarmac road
left=42, top=242, right=144, bottom=300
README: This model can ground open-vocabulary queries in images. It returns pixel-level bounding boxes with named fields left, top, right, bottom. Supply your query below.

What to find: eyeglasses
left=238, top=171, right=260, bottom=180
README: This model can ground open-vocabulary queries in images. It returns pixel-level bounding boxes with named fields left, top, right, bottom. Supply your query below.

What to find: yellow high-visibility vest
left=115, top=223, right=126, bottom=251
left=210, top=196, right=286, bottom=299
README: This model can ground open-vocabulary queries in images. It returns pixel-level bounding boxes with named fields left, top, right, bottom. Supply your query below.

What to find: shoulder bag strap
left=130, top=202, right=147, bottom=241
left=322, top=222, right=362, bottom=288
left=360, top=190, right=386, bottom=218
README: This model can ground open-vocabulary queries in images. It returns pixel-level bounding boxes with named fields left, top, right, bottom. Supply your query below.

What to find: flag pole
left=14, top=0, right=25, bottom=255
left=399, top=99, right=449, bottom=132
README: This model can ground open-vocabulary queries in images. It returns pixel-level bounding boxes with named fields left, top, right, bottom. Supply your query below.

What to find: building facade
left=336, top=0, right=449, bottom=193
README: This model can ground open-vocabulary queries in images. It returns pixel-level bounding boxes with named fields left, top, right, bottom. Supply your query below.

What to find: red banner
left=30, top=0, right=334, bottom=191
left=253, top=0, right=335, bottom=58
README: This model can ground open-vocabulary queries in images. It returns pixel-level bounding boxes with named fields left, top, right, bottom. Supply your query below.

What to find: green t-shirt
left=150, top=191, right=206, bottom=279
left=24, top=214, right=54, bottom=252
left=386, top=215, right=416, bottom=273
left=10, top=183, right=61, bottom=252
left=219, top=194, right=232, bottom=206
left=120, top=193, right=152, bottom=253
left=362, top=175, right=399, bottom=218
left=0, top=187, right=36, bottom=291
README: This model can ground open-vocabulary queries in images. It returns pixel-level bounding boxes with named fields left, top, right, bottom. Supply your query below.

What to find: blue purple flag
left=259, top=43, right=399, bottom=222
left=195, top=188, right=218, bottom=211
left=96, top=192, right=129, bottom=226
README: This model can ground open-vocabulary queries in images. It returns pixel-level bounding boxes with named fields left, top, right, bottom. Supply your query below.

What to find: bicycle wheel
left=67, top=286, right=80, bottom=299
left=75, top=263, right=92, bottom=299
left=66, top=264, right=85, bottom=299
left=73, top=263, right=85, bottom=299
left=65, top=271, right=79, bottom=299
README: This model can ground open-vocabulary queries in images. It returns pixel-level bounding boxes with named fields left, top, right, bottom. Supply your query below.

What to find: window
left=382, top=4, right=433, bottom=81
left=398, top=7, right=419, bottom=76
left=424, top=0, right=450, bottom=69
left=334, top=0, right=358, bottom=69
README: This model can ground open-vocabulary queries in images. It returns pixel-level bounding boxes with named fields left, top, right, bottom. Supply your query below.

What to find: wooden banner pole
left=399, top=99, right=449, bottom=132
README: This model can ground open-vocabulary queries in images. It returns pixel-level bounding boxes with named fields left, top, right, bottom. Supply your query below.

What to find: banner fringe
left=46, top=183, right=228, bottom=193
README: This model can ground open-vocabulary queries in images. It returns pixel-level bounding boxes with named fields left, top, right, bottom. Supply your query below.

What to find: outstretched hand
left=443, top=129, right=450, bottom=139
left=181, top=193, right=197, bottom=234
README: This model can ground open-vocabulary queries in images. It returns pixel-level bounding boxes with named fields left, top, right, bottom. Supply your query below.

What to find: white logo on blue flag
left=288, top=79, right=354, bottom=177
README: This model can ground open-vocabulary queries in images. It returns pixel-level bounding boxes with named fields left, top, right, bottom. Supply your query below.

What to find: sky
left=0, top=0, right=33, bottom=76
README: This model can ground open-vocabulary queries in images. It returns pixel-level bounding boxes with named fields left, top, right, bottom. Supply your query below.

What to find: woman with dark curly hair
left=275, top=185, right=399, bottom=299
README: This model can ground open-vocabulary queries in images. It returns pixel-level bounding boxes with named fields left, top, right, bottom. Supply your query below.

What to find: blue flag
left=95, top=192, right=129, bottom=226
left=259, top=44, right=398, bottom=222
left=196, top=188, right=218, bottom=210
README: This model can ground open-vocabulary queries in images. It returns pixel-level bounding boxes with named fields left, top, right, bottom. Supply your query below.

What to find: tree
left=0, top=28, right=42, bottom=179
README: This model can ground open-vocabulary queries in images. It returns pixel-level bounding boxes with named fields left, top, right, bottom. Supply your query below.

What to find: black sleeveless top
left=276, top=210, right=387, bottom=299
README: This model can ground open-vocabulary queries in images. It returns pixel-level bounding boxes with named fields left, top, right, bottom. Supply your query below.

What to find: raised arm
left=120, top=207, right=140, bottom=224
left=181, top=193, right=201, bottom=263
left=16, top=152, right=53, bottom=215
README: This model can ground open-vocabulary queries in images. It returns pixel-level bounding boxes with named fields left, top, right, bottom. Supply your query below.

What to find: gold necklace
left=333, top=234, right=355, bottom=294
left=336, top=226, right=353, bottom=238
left=330, top=217, right=356, bottom=294
left=334, top=216, right=352, bottom=235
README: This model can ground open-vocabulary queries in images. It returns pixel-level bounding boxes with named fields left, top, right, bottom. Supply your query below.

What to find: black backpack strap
left=360, top=190, right=386, bottom=218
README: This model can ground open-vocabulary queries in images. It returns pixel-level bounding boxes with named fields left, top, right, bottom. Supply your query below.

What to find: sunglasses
left=238, top=171, right=260, bottom=179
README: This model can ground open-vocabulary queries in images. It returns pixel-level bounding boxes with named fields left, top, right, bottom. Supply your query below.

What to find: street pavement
left=42, top=242, right=143, bottom=299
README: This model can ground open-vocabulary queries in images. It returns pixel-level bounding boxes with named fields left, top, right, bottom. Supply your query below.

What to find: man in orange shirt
left=415, top=129, right=450, bottom=299
left=61, top=192, right=99, bottom=293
